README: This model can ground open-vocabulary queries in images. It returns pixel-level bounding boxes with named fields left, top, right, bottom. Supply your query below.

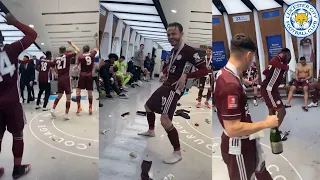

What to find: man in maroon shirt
left=215, top=34, right=278, bottom=180
left=51, top=41, right=80, bottom=120
left=243, top=62, right=259, bottom=106
left=138, top=22, right=208, bottom=164
left=35, top=51, right=55, bottom=111
left=261, top=48, right=291, bottom=140
left=0, top=13, right=37, bottom=179
left=73, top=45, right=98, bottom=115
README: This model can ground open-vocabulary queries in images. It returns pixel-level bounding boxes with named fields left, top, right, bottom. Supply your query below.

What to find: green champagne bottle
left=270, top=127, right=283, bottom=154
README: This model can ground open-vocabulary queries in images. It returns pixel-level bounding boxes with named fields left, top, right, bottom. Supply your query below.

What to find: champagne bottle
left=270, top=127, right=283, bottom=154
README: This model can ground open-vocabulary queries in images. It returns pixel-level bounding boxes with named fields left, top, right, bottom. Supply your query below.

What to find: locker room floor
left=0, top=87, right=99, bottom=180
left=213, top=98, right=320, bottom=180
left=99, top=80, right=212, bottom=180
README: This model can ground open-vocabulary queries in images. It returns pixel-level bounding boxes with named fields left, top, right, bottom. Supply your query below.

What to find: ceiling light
left=41, top=43, right=44, bottom=45
left=29, top=24, right=34, bottom=28
left=171, top=10, right=177, bottom=13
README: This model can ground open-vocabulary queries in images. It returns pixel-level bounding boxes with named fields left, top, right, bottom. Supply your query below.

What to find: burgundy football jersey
left=78, top=51, right=97, bottom=77
left=243, top=63, right=257, bottom=81
left=163, top=44, right=205, bottom=87
left=262, top=56, right=289, bottom=91
left=0, top=21, right=37, bottom=109
left=54, top=52, right=76, bottom=77
left=214, top=63, right=252, bottom=129
left=38, top=58, right=55, bottom=83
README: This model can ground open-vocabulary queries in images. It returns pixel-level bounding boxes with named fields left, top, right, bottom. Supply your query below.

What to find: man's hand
left=263, top=115, right=279, bottom=128
left=110, top=77, right=114, bottom=84
left=67, top=40, right=72, bottom=45
left=172, top=74, right=187, bottom=90
left=2, top=13, right=17, bottom=25
left=73, top=65, right=79, bottom=72
left=29, top=81, right=33, bottom=86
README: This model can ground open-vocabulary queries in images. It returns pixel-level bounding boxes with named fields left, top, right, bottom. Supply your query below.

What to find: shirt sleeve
left=270, top=56, right=289, bottom=71
left=188, top=50, right=205, bottom=68
left=7, top=21, right=37, bottom=59
left=66, top=52, right=76, bottom=59
left=216, top=84, right=243, bottom=121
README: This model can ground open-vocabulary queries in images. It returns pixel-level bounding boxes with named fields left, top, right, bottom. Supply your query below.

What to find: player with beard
left=138, top=22, right=208, bottom=164
left=35, top=51, right=55, bottom=111
left=196, top=48, right=212, bottom=108
left=73, top=45, right=98, bottom=115
left=261, top=48, right=291, bottom=140
left=51, top=41, right=80, bottom=120
left=215, top=34, right=278, bottom=180
left=0, top=13, right=37, bottom=179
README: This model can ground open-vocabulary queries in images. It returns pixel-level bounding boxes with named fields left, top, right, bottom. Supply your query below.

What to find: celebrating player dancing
left=73, top=45, right=98, bottom=115
left=196, top=48, right=212, bottom=108
left=138, top=22, right=208, bottom=164
left=51, top=41, right=80, bottom=120
left=35, top=51, right=55, bottom=111
left=0, top=13, right=37, bottom=179
left=215, top=34, right=279, bottom=180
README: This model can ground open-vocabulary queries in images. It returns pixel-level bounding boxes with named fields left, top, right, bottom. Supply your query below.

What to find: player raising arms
left=138, top=22, right=208, bottom=164
left=51, top=41, right=80, bottom=120
left=35, top=51, right=55, bottom=111
left=73, top=45, right=98, bottom=115
left=0, top=13, right=37, bottom=179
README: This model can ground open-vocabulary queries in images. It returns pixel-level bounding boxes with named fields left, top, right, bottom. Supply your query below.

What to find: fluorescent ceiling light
left=4, top=36, right=23, bottom=41
left=41, top=43, right=44, bottom=45
left=283, top=0, right=308, bottom=5
left=171, top=10, right=177, bottom=13
left=100, top=0, right=153, bottom=4
left=250, top=0, right=281, bottom=11
left=101, top=3, right=158, bottom=14
left=140, top=34, right=167, bottom=39
left=212, top=3, right=222, bottom=15
left=221, top=0, right=251, bottom=14
left=2, top=31, right=25, bottom=36
left=131, top=26, right=166, bottom=32
left=0, top=24, right=19, bottom=31
left=113, top=13, right=162, bottom=22
left=137, top=31, right=167, bottom=36
left=124, top=21, right=164, bottom=28
left=29, top=24, right=34, bottom=28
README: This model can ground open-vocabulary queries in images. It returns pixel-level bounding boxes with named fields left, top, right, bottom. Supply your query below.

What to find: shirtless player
left=73, top=45, right=98, bottom=115
left=0, top=13, right=37, bottom=179
left=286, top=56, right=312, bottom=111
left=215, top=34, right=277, bottom=180
left=51, top=41, right=80, bottom=120
left=138, top=22, right=208, bottom=164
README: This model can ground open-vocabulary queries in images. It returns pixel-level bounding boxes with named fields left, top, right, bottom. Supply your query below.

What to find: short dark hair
left=280, top=48, right=290, bottom=53
left=120, top=56, right=125, bottom=59
left=108, top=53, right=118, bottom=60
left=113, top=65, right=118, bottom=72
left=83, top=45, right=90, bottom=52
left=300, top=56, right=306, bottom=61
left=59, top=46, right=66, bottom=54
left=24, top=55, right=29, bottom=59
left=168, top=22, right=183, bottom=32
left=230, top=34, right=257, bottom=53
left=140, top=44, right=144, bottom=47
left=45, top=51, right=52, bottom=58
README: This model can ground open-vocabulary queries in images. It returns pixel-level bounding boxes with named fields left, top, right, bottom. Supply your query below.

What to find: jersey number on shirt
left=57, top=57, right=67, bottom=70
left=41, top=62, right=48, bottom=71
left=85, top=56, right=92, bottom=66
left=0, top=55, right=16, bottom=82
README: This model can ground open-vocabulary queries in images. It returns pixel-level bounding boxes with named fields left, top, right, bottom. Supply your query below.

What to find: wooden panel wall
left=212, top=15, right=229, bottom=57
left=258, top=8, right=286, bottom=68
left=229, top=13, right=262, bottom=81
left=111, top=15, right=119, bottom=45
left=99, top=6, right=108, bottom=47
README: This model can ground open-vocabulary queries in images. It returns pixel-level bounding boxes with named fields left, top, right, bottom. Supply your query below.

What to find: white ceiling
left=100, top=0, right=212, bottom=51
left=212, top=0, right=309, bottom=15
left=160, top=0, right=212, bottom=48
left=2, top=0, right=99, bottom=57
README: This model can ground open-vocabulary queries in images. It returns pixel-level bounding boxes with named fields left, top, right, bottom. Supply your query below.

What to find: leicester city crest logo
left=284, top=1, right=319, bottom=38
